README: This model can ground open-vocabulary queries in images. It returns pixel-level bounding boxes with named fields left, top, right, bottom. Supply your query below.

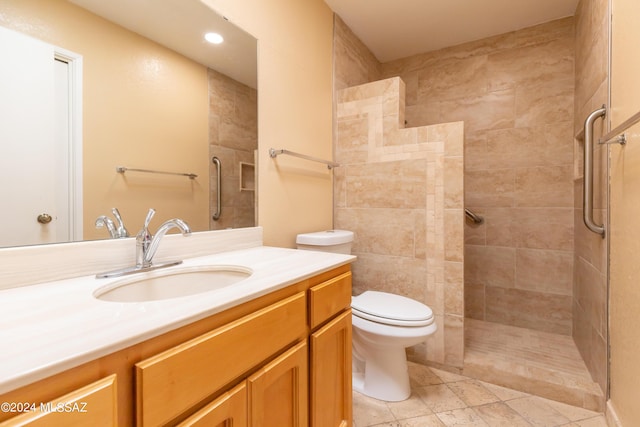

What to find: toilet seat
left=352, top=291, right=434, bottom=327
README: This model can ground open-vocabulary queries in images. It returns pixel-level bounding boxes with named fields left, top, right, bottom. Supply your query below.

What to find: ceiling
left=323, top=0, right=580, bottom=62
left=69, top=0, right=257, bottom=88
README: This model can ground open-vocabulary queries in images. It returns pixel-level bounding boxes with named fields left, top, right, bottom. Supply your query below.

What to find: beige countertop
left=0, top=245, right=355, bottom=394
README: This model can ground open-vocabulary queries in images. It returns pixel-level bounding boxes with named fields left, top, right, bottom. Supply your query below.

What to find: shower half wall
left=334, top=77, right=465, bottom=368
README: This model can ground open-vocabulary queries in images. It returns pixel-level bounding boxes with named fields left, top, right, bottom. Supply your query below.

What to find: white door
left=0, top=26, right=72, bottom=247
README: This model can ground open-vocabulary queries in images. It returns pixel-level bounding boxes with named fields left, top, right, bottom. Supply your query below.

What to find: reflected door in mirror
left=0, top=27, right=79, bottom=247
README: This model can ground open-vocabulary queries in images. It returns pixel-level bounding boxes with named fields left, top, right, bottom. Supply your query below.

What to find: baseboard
left=606, top=400, right=623, bottom=427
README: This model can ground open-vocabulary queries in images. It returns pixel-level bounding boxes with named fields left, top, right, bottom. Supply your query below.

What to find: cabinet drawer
left=308, top=272, right=352, bottom=329
left=0, top=375, right=117, bottom=427
left=136, top=292, right=307, bottom=427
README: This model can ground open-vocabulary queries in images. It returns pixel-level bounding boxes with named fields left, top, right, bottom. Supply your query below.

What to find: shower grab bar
left=212, top=157, right=221, bottom=221
left=599, top=109, right=640, bottom=145
left=116, top=166, right=197, bottom=179
left=583, top=106, right=606, bottom=238
left=269, top=148, right=339, bottom=170
left=465, top=208, right=484, bottom=224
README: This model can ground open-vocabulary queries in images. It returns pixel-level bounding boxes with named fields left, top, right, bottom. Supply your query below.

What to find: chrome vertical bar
left=583, top=107, right=606, bottom=237
left=212, top=157, right=221, bottom=221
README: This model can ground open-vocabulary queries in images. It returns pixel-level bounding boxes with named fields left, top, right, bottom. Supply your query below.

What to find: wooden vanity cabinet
left=177, top=382, right=248, bottom=427
left=308, top=271, right=353, bottom=427
left=170, top=266, right=353, bottom=427
left=178, top=340, right=309, bottom=427
left=0, top=264, right=352, bottom=427
left=0, top=375, right=117, bottom=427
left=136, top=292, right=307, bottom=426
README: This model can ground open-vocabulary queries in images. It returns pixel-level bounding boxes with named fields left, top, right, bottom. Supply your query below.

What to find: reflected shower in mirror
left=0, top=0, right=257, bottom=249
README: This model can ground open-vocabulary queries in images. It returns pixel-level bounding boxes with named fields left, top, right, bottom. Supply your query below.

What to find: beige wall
left=609, top=0, right=640, bottom=424
left=379, top=19, right=577, bottom=335
left=572, top=0, right=610, bottom=395
left=0, top=0, right=210, bottom=239
left=203, top=0, right=335, bottom=248
left=334, top=78, right=465, bottom=368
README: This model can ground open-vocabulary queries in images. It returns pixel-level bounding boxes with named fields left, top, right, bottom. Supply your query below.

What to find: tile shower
left=333, top=0, right=608, bottom=414
left=334, top=78, right=465, bottom=367
left=208, top=69, right=258, bottom=230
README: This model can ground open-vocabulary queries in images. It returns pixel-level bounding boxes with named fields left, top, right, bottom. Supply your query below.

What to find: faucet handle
left=143, top=208, right=156, bottom=230
left=111, top=208, right=129, bottom=238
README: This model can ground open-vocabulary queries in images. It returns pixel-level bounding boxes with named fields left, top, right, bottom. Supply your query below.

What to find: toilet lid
left=351, top=291, right=434, bottom=327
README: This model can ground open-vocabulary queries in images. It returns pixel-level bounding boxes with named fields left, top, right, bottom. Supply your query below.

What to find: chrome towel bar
left=599, top=109, right=640, bottom=145
left=269, top=148, right=339, bottom=169
left=465, top=208, right=484, bottom=224
left=583, top=106, right=606, bottom=237
left=116, top=166, right=197, bottom=180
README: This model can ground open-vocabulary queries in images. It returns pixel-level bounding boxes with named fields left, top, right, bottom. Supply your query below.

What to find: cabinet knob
left=37, top=213, right=53, bottom=224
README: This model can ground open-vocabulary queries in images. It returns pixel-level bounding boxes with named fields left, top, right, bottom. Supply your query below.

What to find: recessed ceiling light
left=204, top=32, right=224, bottom=44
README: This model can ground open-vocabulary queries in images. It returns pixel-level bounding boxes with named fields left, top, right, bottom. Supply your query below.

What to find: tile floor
left=353, top=362, right=607, bottom=427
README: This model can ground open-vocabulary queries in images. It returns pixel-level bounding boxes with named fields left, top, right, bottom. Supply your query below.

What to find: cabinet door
left=0, top=375, right=117, bottom=427
left=310, top=310, right=352, bottom=427
left=248, top=341, right=308, bottom=427
left=178, top=382, right=247, bottom=427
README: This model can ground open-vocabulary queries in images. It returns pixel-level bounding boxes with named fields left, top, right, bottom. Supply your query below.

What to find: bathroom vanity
left=0, top=230, right=354, bottom=426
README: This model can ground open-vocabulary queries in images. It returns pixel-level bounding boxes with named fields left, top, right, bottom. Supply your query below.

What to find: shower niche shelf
left=239, top=162, right=255, bottom=191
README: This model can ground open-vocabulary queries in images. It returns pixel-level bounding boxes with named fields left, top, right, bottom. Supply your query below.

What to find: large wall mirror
left=0, top=0, right=257, bottom=249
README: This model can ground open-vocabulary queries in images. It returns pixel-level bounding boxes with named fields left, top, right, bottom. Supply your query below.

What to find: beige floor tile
left=447, top=379, right=501, bottom=406
left=479, top=381, right=530, bottom=401
left=572, top=415, right=608, bottom=426
left=542, top=397, right=602, bottom=422
left=409, top=361, right=444, bottom=386
left=435, top=408, right=490, bottom=426
left=353, top=391, right=396, bottom=426
left=366, top=423, right=401, bottom=427
left=430, top=367, right=469, bottom=383
left=395, top=415, right=447, bottom=427
left=417, top=384, right=467, bottom=413
left=506, top=396, right=571, bottom=426
left=387, top=392, right=433, bottom=420
left=474, top=402, right=532, bottom=427
left=353, top=361, right=605, bottom=427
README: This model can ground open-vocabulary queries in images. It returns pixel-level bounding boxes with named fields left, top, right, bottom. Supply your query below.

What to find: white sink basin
left=94, top=265, right=252, bottom=302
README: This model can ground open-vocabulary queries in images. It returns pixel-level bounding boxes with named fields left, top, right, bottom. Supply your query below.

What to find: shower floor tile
left=353, top=361, right=606, bottom=427
left=463, top=319, right=604, bottom=412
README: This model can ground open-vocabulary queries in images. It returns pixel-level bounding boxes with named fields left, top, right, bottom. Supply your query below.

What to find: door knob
left=37, top=213, right=52, bottom=224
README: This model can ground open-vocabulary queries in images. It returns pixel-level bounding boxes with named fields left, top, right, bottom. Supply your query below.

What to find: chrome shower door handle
left=212, top=157, right=221, bottom=221
left=583, top=106, right=606, bottom=237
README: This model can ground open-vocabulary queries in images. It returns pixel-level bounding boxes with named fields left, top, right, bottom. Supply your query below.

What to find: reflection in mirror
left=0, top=0, right=257, bottom=249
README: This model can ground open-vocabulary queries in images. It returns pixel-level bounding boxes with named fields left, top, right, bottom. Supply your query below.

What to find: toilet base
left=352, top=345, right=411, bottom=402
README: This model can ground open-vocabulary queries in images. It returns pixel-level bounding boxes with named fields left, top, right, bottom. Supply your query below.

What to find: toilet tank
left=296, top=230, right=354, bottom=254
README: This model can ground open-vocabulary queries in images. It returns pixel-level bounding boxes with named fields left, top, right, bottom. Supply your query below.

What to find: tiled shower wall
left=208, top=69, right=257, bottom=230
left=378, top=19, right=577, bottom=335
left=333, top=15, right=382, bottom=91
left=334, top=77, right=465, bottom=368
left=572, top=0, right=609, bottom=394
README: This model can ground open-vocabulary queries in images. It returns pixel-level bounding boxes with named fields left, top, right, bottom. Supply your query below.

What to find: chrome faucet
left=95, top=208, right=129, bottom=238
left=95, top=208, right=191, bottom=278
left=136, top=208, right=191, bottom=268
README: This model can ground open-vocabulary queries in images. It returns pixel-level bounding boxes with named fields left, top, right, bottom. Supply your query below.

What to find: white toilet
left=296, top=230, right=437, bottom=402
